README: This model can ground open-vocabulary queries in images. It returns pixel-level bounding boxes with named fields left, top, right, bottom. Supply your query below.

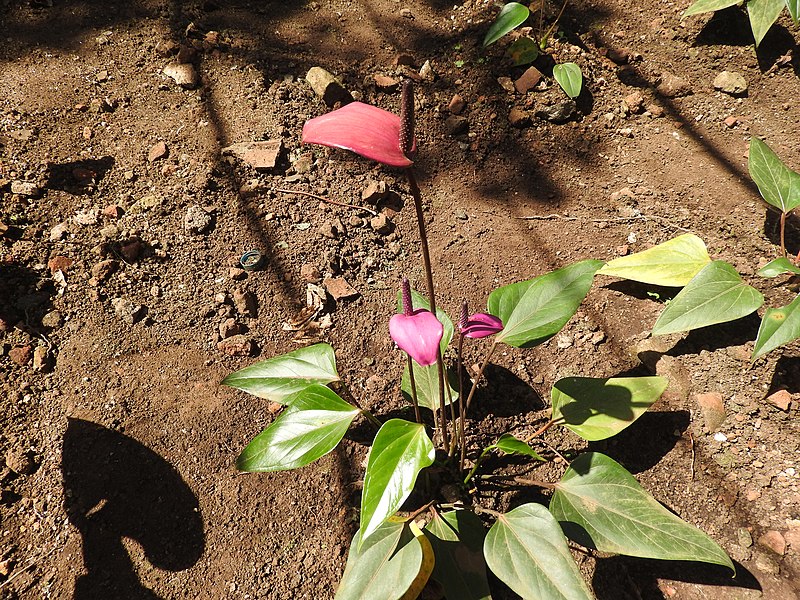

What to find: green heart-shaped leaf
left=551, top=377, right=667, bottom=441
left=747, top=0, right=786, bottom=46
left=550, top=452, right=734, bottom=571
left=491, top=433, right=544, bottom=460
left=483, top=2, right=530, bottom=47
left=236, top=384, right=359, bottom=472
left=553, top=63, right=583, bottom=99
left=484, top=503, right=596, bottom=600
left=652, top=260, right=763, bottom=335
left=360, top=419, right=435, bottom=546
left=222, top=343, right=339, bottom=404
left=757, top=257, right=800, bottom=278
left=508, top=36, right=539, bottom=66
left=488, top=259, right=603, bottom=348
left=597, top=234, right=711, bottom=287
left=749, top=137, right=800, bottom=212
left=425, top=510, right=492, bottom=600
left=401, top=362, right=459, bottom=411
left=788, top=0, right=800, bottom=24
left=682, top=0, right=741, bottom=17
left=336, top=520, right=433, bottom=600
left=752, top=293, right=800, bottom=360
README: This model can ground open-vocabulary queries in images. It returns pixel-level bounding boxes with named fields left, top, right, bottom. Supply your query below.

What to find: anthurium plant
left=683, top=0, right=799, bottom=48
left=223, top=81, right=735, bottom=599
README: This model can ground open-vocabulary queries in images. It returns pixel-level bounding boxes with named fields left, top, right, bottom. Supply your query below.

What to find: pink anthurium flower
left=458, top=302, right=503, bottom=338
left=389, top=279, right=443, bottom=366
left=302, top=85, right=417, bottom=168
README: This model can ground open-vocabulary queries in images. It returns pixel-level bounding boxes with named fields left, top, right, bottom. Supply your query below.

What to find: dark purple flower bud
left=399, top=79, right=415, bottom=158
left=458, top=301, right=469, bottom=332
left=460, top=313, right=503, bottom=339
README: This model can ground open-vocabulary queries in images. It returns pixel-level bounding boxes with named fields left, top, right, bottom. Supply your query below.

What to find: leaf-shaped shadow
left=62, top=418, right=204, bottom=599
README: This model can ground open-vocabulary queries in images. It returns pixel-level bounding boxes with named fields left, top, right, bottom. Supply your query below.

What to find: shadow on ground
left=62, top=418, right=204, bottom=599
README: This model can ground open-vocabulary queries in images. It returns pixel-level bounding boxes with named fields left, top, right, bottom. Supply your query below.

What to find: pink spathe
left=302, top=102, right=416, bottom=168
left=460, top=313, right=503, bottom=338
left=389, top=310, right=443, bottom=366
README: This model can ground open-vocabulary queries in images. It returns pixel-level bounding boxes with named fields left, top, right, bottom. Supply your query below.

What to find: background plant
left=222, top=83, right=736, bottom=598
left=683, top=0, right=799, bottom=47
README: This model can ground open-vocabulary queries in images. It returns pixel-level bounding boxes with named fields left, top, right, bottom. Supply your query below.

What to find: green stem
left=464, top=340, right=498, bottom=415
left=781, top=211, right=787, bottom=258
left=406, top=355, right=422, bottom=424
left=361, top=409, right=383, bottom=429
left=464, top=447, right=493, bottom=486
left=457, top=333, right=466, bottom=470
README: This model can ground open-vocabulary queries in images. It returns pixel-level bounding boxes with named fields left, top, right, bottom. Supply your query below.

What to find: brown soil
left=1, top=1, right=799, bottom=598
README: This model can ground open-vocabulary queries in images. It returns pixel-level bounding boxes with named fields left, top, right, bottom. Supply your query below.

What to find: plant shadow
left=768, top=354, right=800, bottom=395
left=62, top=418, right=204, bottom=599
left=471, top=364, right=545, bottom=418
left=588, top=410, right=690, bottom=474
left=763, top=208, right=800, bottom=257
left=46, top=156, right=116, bottom=195
left=592, top=555, right=761, bottom=600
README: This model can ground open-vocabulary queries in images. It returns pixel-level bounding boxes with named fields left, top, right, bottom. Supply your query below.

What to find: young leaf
left=484, top=503, right=596, bottom=600
left=508, top=37, right=539, bottom=66
left=360, top=420, right=435, bottom=546
left=492, top=433, right=544, bottom=460
left=597, top=234, right=711, bottom=287
left=483, top=2, right=530, bottom=47
left=401, top=362, right=459, bottom=411
left=553, top=63, right=583, bottom=99
left=752, top=294, right=800, bottom=360
left=396, top=287, right=453, bottom=353
left=236, top=384, right=359, bottom=472
left=222, top=343, right=339, bottom=404
left=749, top=137, right=800, bottom=213
left=757, top=257, right=800, bottom=277
left=747, top=0, right=786, bottom=46
left=682, top=0, right=741, bottom=16
left=551, top=377, right=668, bottom=441
left=336, top=520, right=434, bottom=600
left=550, top=452, right=735, bottom=571
left=788, top=0, right=800, bottom=24
left=425, top=510, right=492, bottom=600
left=488, top=260, right=603, bottom=348
left=652, top=260, right=764, bottom=335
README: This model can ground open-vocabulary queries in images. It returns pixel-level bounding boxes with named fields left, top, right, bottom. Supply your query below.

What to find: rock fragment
left=233, top=288, right=257, bottom=318
left=5, top=446, right=37, bottom=475
left=10, top=181, right=40, bottom=197
left=323, top=277, right=359, bottom=300
left=148, top=141, right=168, bottom=162
left=694, top=392, right=726, bottom=431
left=448, top=94, right=466, bottom=115
left=184, top=205, right=213, bottom=234
left=758, top=530, right=786, bottom=556
left=91, top=259, right=118, bottom=282
left=221, top=140, right=283, bottom=171
left=33, top=346, right=50, bottom=372
left=300, top=263, right=321, bottom=283
left=444, top=115, right=468, bottom=136
left=362, top=180, right=388, bottom=204
left=111, top=297, right=144, bottom=324
left=217, top=334, right=253, bottom=356
left=305, top=67, right=352, bottom=106
left=766, top=389, right=792, bottom=411
left=623, top=91, right=645, bottom=114
left=656, top=72, right=692, bottom=98
left=219, top=318, right=242, bottom=339
left=47, top=255, right=74, bottom=274
left=508, top=108, right=531, bottom=128
left=8, top=345, right=32, bottom=366
left=370, top=213, right=393, bottom=234
left=535, top=100, right=576, bottom=123
left=514, top=66, right=543, bottom=93
left=713, top=71, right=748, bottom=96
left=373, top=74, right=399, bottom=91
left=163, top=62, right=199, bottom=89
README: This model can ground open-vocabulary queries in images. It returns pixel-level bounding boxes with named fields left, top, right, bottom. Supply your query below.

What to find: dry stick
left=406, top=168, right=449, bottom=450
left=510, top=212, right=692, bottom=232
left=275, top=188, right=378, bottom=216
left=406, top=355, right=422, bottom=424
left=524, top=418, right=558, bottom=444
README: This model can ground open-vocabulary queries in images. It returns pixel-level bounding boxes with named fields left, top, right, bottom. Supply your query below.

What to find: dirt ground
left=1, top=0, right=799, bottom=598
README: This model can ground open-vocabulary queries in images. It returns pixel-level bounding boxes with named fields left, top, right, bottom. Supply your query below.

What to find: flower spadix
left=301, top=80, right=417, bottom=168
left=389, top=279, right=443, bottom=366
left=458, top=302, right=503, bottom=338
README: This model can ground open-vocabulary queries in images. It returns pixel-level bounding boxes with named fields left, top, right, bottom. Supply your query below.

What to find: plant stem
left=781, top=211, right=787, bottom=257
left=472, top=504, right=503, bottom=520
left=337, top=383, right=382, bottom=429
left=406, top=168, right=448, bottom=450
left=463, top=447, right=492, bottom=486
left=361, top=410, right=383, bottom=429
left=464, top=339, right=498, bottom=415
left=406, top=355, right=422, bottom=424
left=541, top=0, right=570, bottom=49
left=457, top=333, right=466, bottom=470
left=405, top=500, right=436, bottom=523
left=525, top=418, right=557, bottom=443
